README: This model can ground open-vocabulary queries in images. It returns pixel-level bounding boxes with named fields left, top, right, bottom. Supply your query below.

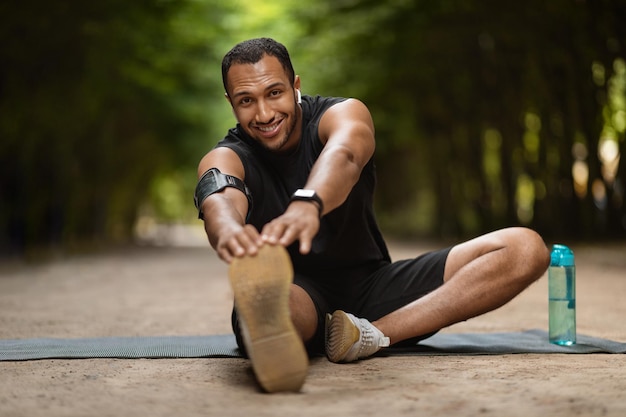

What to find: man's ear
left=224, top=92, right=237, bottom=118
left=294, top=75, right=302, bottom=103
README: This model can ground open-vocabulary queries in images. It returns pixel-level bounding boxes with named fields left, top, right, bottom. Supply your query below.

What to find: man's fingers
left=261, top=222, right=287, bottom=245
left=298, top=236, right=312, bottom=255
left=259, top=205, right=320, bottom=251
left=278, top=225, right=300, bottom=248
left=218, top=225, right=264, bottom=262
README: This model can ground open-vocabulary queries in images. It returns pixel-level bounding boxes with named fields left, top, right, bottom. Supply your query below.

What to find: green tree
left=0, top=0, right=228, bottom=254
left=299, top=0, right=626, bottom=240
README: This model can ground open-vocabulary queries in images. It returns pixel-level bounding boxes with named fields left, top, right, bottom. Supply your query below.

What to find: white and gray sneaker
left=325, top=310, right=390, bottom=363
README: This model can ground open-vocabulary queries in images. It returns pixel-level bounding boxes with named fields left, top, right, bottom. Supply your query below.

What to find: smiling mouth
left=255, top=119, right=283, bottom=136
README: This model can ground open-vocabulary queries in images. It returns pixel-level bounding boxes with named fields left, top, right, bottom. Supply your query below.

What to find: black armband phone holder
left=194, top=168, right=253, bottom=219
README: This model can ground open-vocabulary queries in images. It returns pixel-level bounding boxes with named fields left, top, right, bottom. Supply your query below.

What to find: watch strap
left=290, top=189, right=324, bottom=218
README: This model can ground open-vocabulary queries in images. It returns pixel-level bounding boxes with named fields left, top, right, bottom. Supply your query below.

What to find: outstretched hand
left=215, top=201, right=320, bottom=262
left=260, top=201, right=320, bottom=255
left=215, top=223, right=263, bottom=263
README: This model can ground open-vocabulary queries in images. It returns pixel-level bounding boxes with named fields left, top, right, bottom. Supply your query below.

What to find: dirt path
left=1, top=236, right=625, bottom=416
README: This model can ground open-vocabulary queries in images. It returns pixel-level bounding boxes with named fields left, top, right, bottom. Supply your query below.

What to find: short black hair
left=221, top=38, right=295, bottom=93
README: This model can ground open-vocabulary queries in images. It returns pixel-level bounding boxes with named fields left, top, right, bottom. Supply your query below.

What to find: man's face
left=226, top=55, right=301, bottom=153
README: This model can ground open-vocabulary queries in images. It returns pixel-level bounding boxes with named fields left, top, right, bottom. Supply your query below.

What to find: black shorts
left=232, top=247, right=452, bottom=356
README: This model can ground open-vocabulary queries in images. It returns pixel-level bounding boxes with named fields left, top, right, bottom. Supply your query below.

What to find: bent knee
left=510, top=227, right=550, bottom=282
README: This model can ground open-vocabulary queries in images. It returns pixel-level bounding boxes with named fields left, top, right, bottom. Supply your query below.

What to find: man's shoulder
left=302, top=95, right=348, bottom=122
left=215, top=125, right=247, bottom=148
left=302, top=94, right=347, bottom=109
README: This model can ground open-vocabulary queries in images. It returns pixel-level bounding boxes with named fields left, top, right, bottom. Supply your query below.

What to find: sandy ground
left=1, top=229, right=625, bottom=417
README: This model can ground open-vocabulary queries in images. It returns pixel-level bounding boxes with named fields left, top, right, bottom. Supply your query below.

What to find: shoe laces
left=355, top=316, right=390, bottom=359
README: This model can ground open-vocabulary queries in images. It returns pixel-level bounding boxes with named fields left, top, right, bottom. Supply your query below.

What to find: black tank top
left=215, top=95, right=391, bottom=275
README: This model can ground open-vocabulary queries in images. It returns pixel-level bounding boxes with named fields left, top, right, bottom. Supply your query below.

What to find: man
left=195, top=38, right=550, bottom=393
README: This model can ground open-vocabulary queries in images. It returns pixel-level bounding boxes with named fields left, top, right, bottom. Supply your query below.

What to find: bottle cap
left=550, top=244, right=575, bottom=267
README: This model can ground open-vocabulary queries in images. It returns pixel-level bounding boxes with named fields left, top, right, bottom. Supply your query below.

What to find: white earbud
left=297, top=89, right=302, bottom=104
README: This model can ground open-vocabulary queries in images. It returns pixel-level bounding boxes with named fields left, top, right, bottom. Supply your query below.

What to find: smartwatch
left=290, top=189, right=324, bottom=217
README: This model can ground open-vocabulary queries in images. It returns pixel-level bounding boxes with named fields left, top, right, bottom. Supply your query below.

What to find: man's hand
left=215, top=223, right=263, bottom=263
left=260, top=201, right=320, bottom=254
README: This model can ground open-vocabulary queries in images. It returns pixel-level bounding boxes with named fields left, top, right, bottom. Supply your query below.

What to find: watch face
left=295, top=189, right=315, bottom=198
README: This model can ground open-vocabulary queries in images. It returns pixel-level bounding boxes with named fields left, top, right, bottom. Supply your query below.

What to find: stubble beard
left=256, top=100, right=300, bottom=153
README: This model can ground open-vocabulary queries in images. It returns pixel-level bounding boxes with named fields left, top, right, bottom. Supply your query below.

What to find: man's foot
left=325, top=310, right=390, bottom=363
left=228, top=245, right=308, bottom=392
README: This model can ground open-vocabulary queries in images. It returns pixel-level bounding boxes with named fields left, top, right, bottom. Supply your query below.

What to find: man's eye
left=270, top=90, right=281, bottom=97
left=240, top=97, right=252, bottom=105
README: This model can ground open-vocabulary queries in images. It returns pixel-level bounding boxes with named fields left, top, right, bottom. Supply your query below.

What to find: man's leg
left=232, top=284, right=318, bottom=356
left=229, top=244, right=310, bottom=392
left=373, top=227, right=549, bottom=343
left=326, top=227, right=550, bottom=361
left=289, top=284, right=319, bottom=343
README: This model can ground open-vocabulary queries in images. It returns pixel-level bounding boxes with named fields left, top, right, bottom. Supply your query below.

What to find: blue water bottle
left=548, top=244, right=576, bottom=345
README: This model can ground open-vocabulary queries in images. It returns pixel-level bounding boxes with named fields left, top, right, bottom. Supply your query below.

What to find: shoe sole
left=229, top=245, right=308, bottom=392
left=325, top=310, right=360, bottom=363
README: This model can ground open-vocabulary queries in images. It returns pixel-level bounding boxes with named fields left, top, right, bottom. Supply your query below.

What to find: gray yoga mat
left=383, top=329, right=626, bottom=356
left=1, top=329, right=624, bottom=361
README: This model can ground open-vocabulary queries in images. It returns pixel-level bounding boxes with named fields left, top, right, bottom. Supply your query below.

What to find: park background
left=1, top=0, right=625, bottom=257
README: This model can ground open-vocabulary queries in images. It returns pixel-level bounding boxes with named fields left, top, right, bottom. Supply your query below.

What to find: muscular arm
left=197, top=147, right=260, bottom=262
left=261, top=98, right=376, bottom=253
left=307, top=98, right=376, bottom=213
left=200, top=99, right=376, bottom=260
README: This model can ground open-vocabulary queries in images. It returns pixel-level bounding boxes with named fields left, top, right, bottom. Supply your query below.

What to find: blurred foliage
left=0, top=0, right=229, bottom=253
left=1, top=0, right=624, bottom=255
left=297, top=0, right=626, bottom=240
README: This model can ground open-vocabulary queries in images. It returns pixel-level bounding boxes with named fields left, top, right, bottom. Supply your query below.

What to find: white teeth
left=258, top=123, right=279, bottom=132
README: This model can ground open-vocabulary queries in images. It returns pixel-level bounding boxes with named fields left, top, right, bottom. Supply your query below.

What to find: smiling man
left=226, top=59, right=301, bottom=152
left=195, top=38, right=550, bottom=393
